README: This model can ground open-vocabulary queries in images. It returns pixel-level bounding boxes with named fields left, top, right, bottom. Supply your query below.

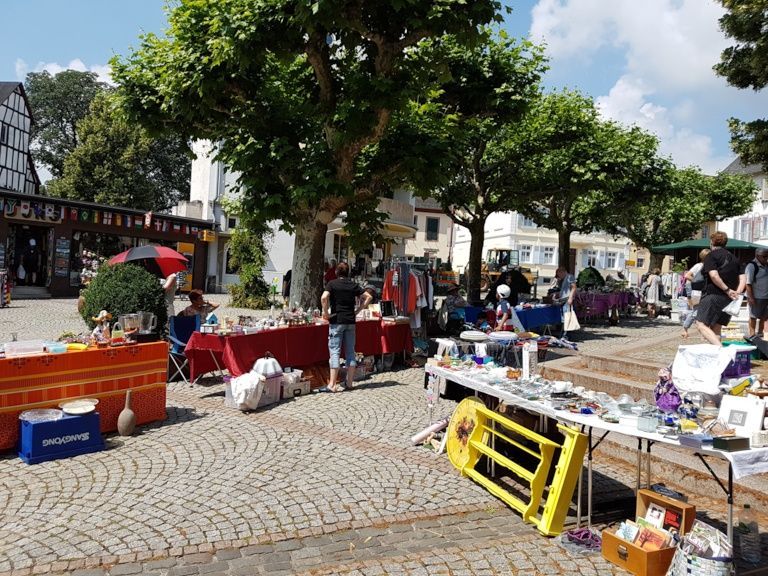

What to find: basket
left=666, top=547, right=733, bottom=576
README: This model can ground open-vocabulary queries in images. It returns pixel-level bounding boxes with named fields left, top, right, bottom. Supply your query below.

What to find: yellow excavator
left=480, top=248, right=537, bottom=292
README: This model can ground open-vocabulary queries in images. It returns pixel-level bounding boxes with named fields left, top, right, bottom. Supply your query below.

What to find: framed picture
left=380, top=300, right=395, bottom=318
left=717, top=395, right=766, bottom=438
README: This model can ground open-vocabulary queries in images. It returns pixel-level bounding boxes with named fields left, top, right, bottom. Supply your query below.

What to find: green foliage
left=80, top=264, right=167, bottom=331
left=576, top=267, right=605, bottom=289
left=609, top=167, right=757, bottom=251
left=226, top=223, right=271, bottom=310
left=111, top=0, right=502, bottom=305
left=25, top=70, right=108, bottom=178
left=46, top=93, right=192, bottom=211
left=715, top=0, right=768, bottom=169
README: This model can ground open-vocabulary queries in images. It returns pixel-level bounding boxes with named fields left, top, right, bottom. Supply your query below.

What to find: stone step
left=11, top=286, right=51, bottom=300
left=542, top=356, right=657, bottom=403
left=579, top=354, right=662, bottom=383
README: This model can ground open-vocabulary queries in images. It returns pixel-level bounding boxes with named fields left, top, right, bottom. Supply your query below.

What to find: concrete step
left=580, top=354, right=661, bottom=383
left=11, top=286, right=51, bottom=300
left=542, top=355, right=657, bottom=403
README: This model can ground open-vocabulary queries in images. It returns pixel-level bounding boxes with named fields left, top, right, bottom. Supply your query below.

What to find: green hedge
left=80, top=263, right=168, bottom=331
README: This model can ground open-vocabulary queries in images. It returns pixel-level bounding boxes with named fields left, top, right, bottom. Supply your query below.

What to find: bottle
left=739, top=504, right=761, bottom=565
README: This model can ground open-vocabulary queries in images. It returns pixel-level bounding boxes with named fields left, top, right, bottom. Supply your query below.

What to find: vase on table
left=117, top=389, right=136, bottom=436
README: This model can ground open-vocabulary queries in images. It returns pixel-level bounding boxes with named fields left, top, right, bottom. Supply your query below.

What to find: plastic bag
left=722, top=294, right=743, bottom=316
left=230, top=372, right=264, bottom=410
left=671, top=344, right=739, bottom=395
left=16, top=264, right=25, bottom=281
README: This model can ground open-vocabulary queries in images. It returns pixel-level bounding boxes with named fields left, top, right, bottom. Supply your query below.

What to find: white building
left=451, top=211, right=646, bottom=286
left=403, top=197, right=453, bottom=265
left=0, top=82, right=40, bottom=195
left=720, top=159, right=768, bottom=244
left=180, top=141, right=418, bottom=292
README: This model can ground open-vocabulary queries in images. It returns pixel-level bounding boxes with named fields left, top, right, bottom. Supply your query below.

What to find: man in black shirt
left=696, top=232, right=745, bottom=345
left=320, top=262, right=372, bottom=392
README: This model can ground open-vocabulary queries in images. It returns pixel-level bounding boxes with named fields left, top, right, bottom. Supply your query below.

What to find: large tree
left=508, top=91, right=664, bottom=270
left=400, top=32, right=546, bottom=303
left=25, top=70, right=108, bottom=179
left=112, top=0, right=501, bottom=307
left=715, top=0, right=768, bottom=169
left=46, top=94, right=192, bottom=211
left=610, top=167, right=757, bottom=270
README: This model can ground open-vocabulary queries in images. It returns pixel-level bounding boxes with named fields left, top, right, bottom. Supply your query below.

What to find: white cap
left=29, top=239, right=36, bottom=246
left=496, top=284, right=511, bottom=298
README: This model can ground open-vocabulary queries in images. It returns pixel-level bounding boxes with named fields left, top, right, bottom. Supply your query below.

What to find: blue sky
left=1, top=0, right=765, bottom=175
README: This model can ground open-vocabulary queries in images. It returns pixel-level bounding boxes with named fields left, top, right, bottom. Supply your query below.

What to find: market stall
left=464, top=304, right=562, bottom=332
left=184, top=319, right=413, bottom=381
left=575, top=291, right=635, bottom=321
left=0, top=342, right=167, bottom=450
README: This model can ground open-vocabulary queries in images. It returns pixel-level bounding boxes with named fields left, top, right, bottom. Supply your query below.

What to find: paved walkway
left=0, top=300, right=761, bottom=575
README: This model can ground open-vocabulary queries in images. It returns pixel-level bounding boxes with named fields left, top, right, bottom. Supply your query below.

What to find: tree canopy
left=715, top=0, right=768, bottom=168
left=46, top=94, right=192, bottom=212
left=507, top=91, right=665, bottom=270
left=25, top=70, right=107, bottom=179
left=399, top=31, right=546, bottom=301
left=112, top=0, right=502, bottom=306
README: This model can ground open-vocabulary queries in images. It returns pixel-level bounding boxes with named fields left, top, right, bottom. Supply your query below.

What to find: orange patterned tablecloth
left=0, top=342, right=167, bottom=450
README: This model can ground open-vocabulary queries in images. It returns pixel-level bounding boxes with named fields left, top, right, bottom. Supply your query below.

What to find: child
left=495, top=284, right=514, bottom=331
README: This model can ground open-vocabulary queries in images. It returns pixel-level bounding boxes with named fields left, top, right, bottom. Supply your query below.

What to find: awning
left=652, top=238, right=767, bottom=253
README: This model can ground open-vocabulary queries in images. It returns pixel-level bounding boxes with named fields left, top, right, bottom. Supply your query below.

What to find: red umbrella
left=109, top=245, right=188, bottom=277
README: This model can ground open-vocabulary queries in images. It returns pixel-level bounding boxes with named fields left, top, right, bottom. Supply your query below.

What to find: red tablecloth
left=185, top=320, right=413, bottom=379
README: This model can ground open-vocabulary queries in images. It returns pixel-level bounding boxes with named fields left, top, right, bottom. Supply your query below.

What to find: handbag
left=16, top=264, right=25, bottom=281
left=563, top=306, right=580, bottom=332
left=722, top=294, right=743, bottom=316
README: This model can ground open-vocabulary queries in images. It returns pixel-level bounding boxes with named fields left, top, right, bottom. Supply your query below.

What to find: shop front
left=0, top=191, right=214, bottom=297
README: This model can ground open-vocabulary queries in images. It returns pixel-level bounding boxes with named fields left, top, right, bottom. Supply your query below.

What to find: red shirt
left=324, top=268, right=337, bottom=283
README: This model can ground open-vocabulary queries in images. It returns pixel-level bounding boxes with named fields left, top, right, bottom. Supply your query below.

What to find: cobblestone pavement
left=0, top=299, right=756, bottom=575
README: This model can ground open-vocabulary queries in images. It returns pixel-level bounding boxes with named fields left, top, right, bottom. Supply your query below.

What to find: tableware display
left=19, top=408, right=63, bottom=422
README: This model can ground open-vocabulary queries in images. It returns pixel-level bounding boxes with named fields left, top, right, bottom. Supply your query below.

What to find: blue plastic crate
left=19, top=412, right=105, bottom=465
left=721, top=349, right=751, bottom=379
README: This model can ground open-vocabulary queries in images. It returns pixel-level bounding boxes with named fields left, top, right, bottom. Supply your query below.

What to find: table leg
left=636, top=438, right=642, bottom=494
left=587, top=427, right=593, bottom=531
left=645, top=440, right=653, bottom=488
left=576, top=463, right=583, bottom=528
left=694, top=454, right=735, bottom=546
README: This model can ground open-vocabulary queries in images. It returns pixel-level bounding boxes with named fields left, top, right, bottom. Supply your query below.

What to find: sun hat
left=91, top=310, right=113, bottom=322
left=496, top=284, right=511, bottom=298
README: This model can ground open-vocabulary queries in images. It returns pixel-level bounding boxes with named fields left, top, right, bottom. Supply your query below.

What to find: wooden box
left=602, top=489, right=696, bottom=576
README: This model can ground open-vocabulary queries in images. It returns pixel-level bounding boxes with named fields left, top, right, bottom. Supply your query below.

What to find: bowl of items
left=19, top=409, right=63, bottom=422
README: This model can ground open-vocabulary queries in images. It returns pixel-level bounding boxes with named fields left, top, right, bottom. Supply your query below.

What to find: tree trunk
left=466, top=219, right=487, bottom=305
left=289, top=217, right=329, bottom=309
left=648, top=252, right=665, bottom=274
left=558, top=229, right=572, bottom=273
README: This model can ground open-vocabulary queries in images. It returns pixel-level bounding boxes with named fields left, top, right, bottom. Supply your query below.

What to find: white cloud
left=530, top=0, right=728, bottom=92
left=596, top=75, right=732, bottom=173
left=15, top=58, right=113, bottom=84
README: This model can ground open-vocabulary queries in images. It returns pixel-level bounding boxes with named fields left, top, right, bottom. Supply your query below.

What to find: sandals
left=318, top=385, right=344, bottom=393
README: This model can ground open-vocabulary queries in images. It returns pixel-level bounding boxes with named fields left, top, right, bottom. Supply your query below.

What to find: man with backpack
left=745, top=248, right=768, bottom=337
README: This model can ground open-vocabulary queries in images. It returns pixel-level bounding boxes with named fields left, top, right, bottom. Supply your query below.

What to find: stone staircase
left=11, top=286, right=51, bottom=300
left=541, top=341, right=768, bottom=511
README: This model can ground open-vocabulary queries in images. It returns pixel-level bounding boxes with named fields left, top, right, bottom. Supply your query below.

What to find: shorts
left=696, top=293, right=732, bottom=327
left=749, top=298, right=768, bottom=319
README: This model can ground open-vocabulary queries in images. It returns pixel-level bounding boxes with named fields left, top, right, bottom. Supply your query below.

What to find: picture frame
left=717, top=395, right=766, bottom=438
left=380, top=300, right=395, bottom=318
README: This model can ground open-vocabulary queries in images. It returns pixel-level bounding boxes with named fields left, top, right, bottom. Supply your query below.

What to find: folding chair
left=168, top=315, right=200, bottom=383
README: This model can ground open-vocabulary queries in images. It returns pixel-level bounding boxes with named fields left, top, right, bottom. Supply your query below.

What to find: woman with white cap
left=495, top=284, right=514, bottom=331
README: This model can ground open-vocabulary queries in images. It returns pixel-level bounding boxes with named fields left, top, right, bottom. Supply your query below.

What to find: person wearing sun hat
left=443, top=283, right=467, bottom=335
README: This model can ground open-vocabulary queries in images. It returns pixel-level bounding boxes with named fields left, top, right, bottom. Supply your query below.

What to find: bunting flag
left=80, top=209, right=90, bottom=222
left=125, top=215, right=132, bottom=228
left=115, top=214, right=122, bottom=227
left=153, top=219, right=163, bottom=232
left=162, top=220, right=169, bottom=232
left=70, top=207, right=78, bottom=221
left=92, top=211, right=100, bottom=224
left=134, top=217, right=143, bottom=230
left=184, top=225, right=190, bottom=235
left=144, top=211, right=153, bottom=229
left=102, top=212, right=113, bottom=225
left=172, top=222, right=181, bottom=233
left=191, top=226, right=199, bottom=237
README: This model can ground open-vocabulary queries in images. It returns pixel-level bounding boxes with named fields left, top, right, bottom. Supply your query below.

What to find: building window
left=426, top=217, right=439, bottom=241
left=520, top=244, right=532, bottom=263
left=542, top=246, right=555, bottom=265
left=413, top=215, right=418, bottom=226
left=227, top=217, right=237, bottom=230
left=0, top=124, right=6, bottom=144
left=520, top=216, right=536, bottom=227
left=636, top=255, right=645, bottom=268
left=739, top=219, right=752, bottom=241
left=701, top=224, right=710, bottom=238
left=585, top=249, right=598, bottom=267
left=333, top=233, right=349, bottom=261
left=606, top=251, right=617, bottom=269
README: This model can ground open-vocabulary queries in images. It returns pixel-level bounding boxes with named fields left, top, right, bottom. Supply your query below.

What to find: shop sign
left=626, top=260, right=636, bottom=267
left=0, top=197, right=63, bottom=223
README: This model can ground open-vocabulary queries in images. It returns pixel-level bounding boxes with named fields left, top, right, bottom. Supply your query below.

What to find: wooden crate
left=602, top=489, right=696, bottom=576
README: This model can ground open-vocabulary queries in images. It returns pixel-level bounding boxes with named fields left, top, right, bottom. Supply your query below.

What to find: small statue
left=91, top=310, right=112, bottom=342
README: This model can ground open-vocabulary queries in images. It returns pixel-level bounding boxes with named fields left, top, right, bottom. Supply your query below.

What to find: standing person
left=282, top=269, right=292, bottom=302
left=681, top=249, right=711, bottom=338
left=484, top=271, right=510, bottom=307
left=323, top=259, right=337, bottom=285
left=644, top=268, right=661, bottom=318
left=320, top=262, right=372, bottom=392
left=181, top=289, right=219, bottom=319
left=696, top=232, right=746, bottom=346
left=745, top=247, right=768, bottom=337
left=494, top=284, right=515, bottom=331
left=22, top=239, right=41, bottom=286
left=163, top=272, right=178, bottom=322
left=444, top=283, right=467, bottom=335
left=555, top=267, right=577, bottom=339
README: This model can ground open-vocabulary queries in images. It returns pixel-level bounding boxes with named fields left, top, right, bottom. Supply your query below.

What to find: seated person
left=181, top=289, right=219, bottom=318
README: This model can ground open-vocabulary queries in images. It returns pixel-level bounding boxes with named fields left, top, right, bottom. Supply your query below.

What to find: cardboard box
left=258, top=374, right=282, bottom=407
left=602, top=489, right=696, bottom=576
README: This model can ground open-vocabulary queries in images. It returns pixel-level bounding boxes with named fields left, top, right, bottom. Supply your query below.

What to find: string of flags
left=0, top=197, right=206, bottom=238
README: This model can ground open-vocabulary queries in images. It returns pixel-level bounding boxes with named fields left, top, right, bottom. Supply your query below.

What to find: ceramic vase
left=117, top=389, right=136, bottom=436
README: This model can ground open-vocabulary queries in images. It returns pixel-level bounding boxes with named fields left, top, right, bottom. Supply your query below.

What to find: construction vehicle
left=480, top=248, right=538, bottom=293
